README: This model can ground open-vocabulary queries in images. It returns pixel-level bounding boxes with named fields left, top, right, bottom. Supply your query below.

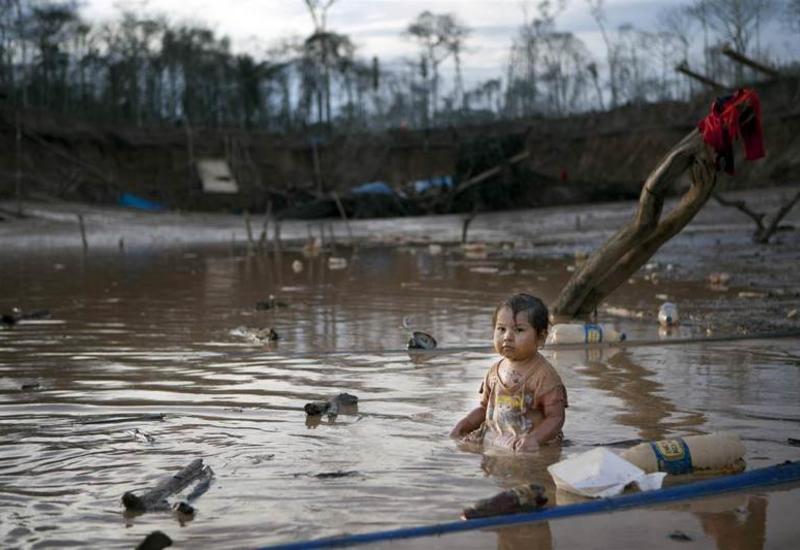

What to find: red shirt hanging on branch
left=697, top=88, right=765, bottom=175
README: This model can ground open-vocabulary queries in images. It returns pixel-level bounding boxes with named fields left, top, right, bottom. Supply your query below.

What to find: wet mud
left=0, top=185, right=799, bottom=548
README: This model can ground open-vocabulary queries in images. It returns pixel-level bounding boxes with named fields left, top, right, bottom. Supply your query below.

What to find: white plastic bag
left=547, top=447, right=666, bottom=498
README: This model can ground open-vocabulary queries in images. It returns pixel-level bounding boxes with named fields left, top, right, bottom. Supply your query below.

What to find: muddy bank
left=2, top=184, right=798, bottom=339
left=1, top=77, right=799, bottom=216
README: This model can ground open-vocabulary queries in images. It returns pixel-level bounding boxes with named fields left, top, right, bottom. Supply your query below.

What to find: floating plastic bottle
left=658, top=302, right=679, bottom=327
left=621, top=432, right=745, bottom=475
left=462, top=483, right=547, bottom=519
left=546, top=323, right=626, bottom=345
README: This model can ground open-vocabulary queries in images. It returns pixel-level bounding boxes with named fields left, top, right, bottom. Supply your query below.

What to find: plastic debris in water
left=328, top=257, right=348, bottom=270
left=255, top=295, right=288, bottom=310
left=428, top=244, right=443, bottom=255
left=304, top=392, right=359, bottom=417
left=658, top=302, right=679, bottom=327
left=462, top=484, right=547, bottom=519
left=230, top=326, right=279, bottom=343
left=292, top=260, right=304, bottom=273
left=407, top=331, right=437, bottom=350
left=129, top=428, right=156, bottom=444
left=546, top=323, right=625, bottom=345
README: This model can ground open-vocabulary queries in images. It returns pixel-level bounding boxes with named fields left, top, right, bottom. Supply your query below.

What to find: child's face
left=493, top=306, right=542, bottom=361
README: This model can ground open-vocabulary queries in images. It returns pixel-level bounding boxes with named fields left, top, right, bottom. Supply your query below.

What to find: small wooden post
left=331, top=191, right=354, bottom=243
left=257, top=201, right=273, bottom=255
left=77, top=214, right=88, bottom=253
left=15, top=111, right=23, bottom=216
left=244, top=210, right=255, bottom=256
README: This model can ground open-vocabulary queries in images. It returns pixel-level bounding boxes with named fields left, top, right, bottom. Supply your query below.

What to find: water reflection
left=695, top=495, right=767, bottom=550
left=551, top=347, right=706, bottom=442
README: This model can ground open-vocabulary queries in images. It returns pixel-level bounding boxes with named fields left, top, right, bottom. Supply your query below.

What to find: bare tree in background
left=699, top=0, right=778, bottom=83
left=505, top=0, right=569, bottom=116
left=787, top=0, right=800, bottom=31
left=404, top=11, right=469, bottom=124
left=302, top=0, right=340, bottom=124
left=658, top=5, right=695, bottom=97
left=585, top=0, right=620, bottom=108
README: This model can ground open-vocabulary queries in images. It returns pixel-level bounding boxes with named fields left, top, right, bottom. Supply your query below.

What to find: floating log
left=77, top=413, right=165, bottom=425
left=122, top=459, right=213, bottom=512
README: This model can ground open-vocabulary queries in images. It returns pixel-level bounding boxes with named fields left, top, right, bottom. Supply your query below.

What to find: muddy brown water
left=1, top=242, right=799, bottom=550
left=1, top=189, right=800, bottom=549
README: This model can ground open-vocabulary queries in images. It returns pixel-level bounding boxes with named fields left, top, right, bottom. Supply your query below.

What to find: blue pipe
left=257, top=461, right=800, bottom=550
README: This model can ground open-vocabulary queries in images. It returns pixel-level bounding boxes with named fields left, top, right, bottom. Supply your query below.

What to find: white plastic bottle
left=657, top=302, right=679, bottom=327
left=546, top=323, right=626, bottom=345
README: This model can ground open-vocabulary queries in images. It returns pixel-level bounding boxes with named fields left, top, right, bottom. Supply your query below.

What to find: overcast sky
left=80, top=0, right=796, bottom=87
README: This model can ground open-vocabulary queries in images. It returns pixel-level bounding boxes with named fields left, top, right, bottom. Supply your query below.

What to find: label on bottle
left=650, top=438, right=693, bottom=474
left=584, top=323, right=604, bottom=343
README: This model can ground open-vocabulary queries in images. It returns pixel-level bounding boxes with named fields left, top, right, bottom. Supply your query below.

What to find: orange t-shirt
left=478, top=356, right=568, bottom=445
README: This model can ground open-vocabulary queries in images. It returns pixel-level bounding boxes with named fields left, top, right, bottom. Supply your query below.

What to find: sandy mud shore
left=2, top=184, right=799, bottom=337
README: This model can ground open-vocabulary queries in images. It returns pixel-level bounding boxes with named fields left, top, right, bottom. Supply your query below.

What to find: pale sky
left=80, top=0, right=796, bottom=87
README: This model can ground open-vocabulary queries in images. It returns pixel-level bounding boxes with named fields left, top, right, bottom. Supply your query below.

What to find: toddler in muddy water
left=450, top=293, right=567, bottom=451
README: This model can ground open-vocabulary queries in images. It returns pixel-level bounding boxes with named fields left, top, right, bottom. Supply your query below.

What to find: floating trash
left=462, top=483, right=547, bottom=519
left=328, top=257, right=348, bottom=270
left=128, top=428, right=155, bottom=444
left=292, top=260, right=304, bottom=273
left=546, top=323, right=625, bottom=345
left=407, top=331, right=437, bottom=350
left=708, top=272, right=731, bottom=285
left=657, top=302, right=679, bottom=327
left=230, top=326, right=279, bottom=343
left=548, top=447, right=665, bottom=498
left=304, top=393, right=358, bottom=417
left=621, top=432, right=745, bottom=475
left=255, top=295, right=288, bottom=310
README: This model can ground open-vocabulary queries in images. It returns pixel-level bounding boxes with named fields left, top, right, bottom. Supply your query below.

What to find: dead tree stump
left=551, top=129, right=718, bottom=320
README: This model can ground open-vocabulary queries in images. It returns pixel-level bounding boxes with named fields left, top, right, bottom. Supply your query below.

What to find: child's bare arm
left=450, top=406, right=486, bottom=438
left=515, top=400, right=566, bottom=451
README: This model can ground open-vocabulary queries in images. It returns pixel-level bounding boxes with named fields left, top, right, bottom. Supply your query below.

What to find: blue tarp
left=350, top=182, right=394, bottom=196
left=413, top=175, right=454, bottom=194
left=118, top=193, right=166, bottom=211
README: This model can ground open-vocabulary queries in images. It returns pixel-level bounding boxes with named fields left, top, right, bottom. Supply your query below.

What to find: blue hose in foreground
left=257, top=460, right=800, bottom=550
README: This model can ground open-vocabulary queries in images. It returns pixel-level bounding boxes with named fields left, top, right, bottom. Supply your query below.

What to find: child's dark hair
left=492, top=293, right=549, bottom=335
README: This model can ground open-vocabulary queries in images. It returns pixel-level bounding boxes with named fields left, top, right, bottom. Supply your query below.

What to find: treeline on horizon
left=1, top=0, right=798, bottom=134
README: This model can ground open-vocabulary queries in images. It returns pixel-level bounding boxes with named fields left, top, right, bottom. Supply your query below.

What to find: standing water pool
left=1, top=243, right=799, bottom=549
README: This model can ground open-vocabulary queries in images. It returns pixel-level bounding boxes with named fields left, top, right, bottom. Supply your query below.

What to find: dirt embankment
left=1, top=78, right=798, bottom=217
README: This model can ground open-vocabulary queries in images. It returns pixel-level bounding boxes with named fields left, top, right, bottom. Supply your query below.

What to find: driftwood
left=451, top=150, right=530, bottom=203
left=552, top=128, right=718, bottom=319
left=713, top=189, right=800, bottom=243
left=122, top=459, right=213, bottom=513
left=76, top=413, right=165, bottom=425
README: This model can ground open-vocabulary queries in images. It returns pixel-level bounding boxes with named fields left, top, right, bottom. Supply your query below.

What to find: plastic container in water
left=621, top=432, right=745, bottom=475
left=546, top=323, right=626, bottom=345
left=658, top=302, right=679, bottom=327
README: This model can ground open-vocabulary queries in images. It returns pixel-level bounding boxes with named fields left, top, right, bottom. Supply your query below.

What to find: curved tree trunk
left=551, top=129, right=717, bottom=320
